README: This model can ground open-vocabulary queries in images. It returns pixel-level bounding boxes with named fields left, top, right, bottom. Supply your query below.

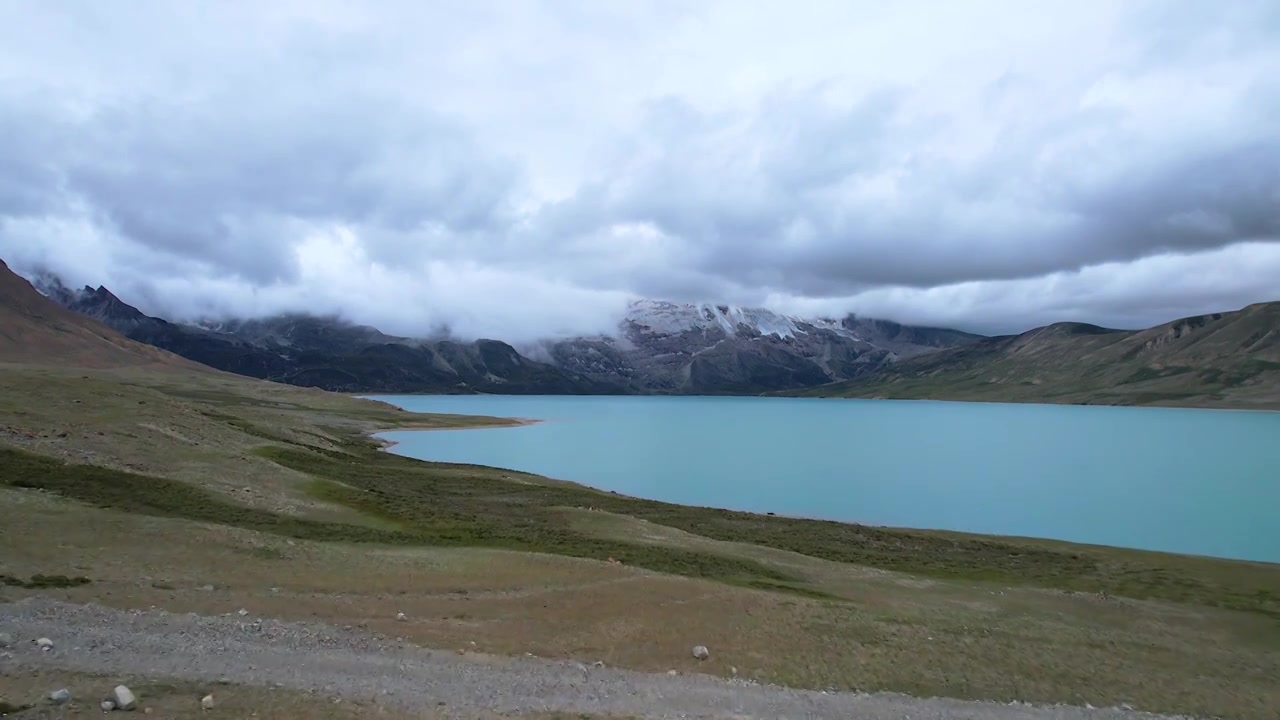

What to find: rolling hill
left=794, top=303, right=1280, bottom=410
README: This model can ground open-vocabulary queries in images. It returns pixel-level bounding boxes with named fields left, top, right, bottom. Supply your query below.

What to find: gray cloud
left=1, top=0, right=1278, bottom=340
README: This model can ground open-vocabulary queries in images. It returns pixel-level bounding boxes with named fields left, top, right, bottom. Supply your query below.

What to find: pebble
left=36, top=637, right=54, bottom=650
left=201, top=693, right=215, bottom=710
left=102, top=700, right=117, bottom=711
left=667, top=669, right=678, bottom=676
left=396, top=612, right=407, bottom=622
left=113, top=684, right=138, bottom=711
left=691, top=644, right=710, bottom=660
left=237, top=609, right=249, bottom=617
left=49, top=688, right=71, bottom=704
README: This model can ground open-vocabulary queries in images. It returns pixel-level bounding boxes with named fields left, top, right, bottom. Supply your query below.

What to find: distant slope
left=793, top=303, right=1280, bottom=410
left=0, top=260, right=204, bottom=370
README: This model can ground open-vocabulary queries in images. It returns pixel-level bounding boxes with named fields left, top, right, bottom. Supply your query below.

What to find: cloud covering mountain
left=1, top=1, right=1278, bottom=341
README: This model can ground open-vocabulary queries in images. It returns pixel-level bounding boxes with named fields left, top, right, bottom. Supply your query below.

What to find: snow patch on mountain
left=622, top=299, right=869, bottom=341
left=624, top=299, right=807, bottom=339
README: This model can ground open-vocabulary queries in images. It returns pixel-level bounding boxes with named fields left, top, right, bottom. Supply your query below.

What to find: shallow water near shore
left=370, top=395, right=1280, bottom=563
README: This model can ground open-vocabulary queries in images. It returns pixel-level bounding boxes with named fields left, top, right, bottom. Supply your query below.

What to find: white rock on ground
left=201, top=693, right=215, bottom=710
left=237, top=609, right=249, bottom=617
left=49, top=688, right=71, bottom=704
left=113, top=684, right=137, bottom=710
left=692, top=645, right=710, bottom=660
left=36, top=637, right=53, bottom=650
left=396, top=612, right=407, bottom=622
left=101, top=700, right=116, bottom=711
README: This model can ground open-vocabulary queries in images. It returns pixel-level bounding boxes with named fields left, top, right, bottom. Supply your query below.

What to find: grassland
left=3, top=364, right=1280, bottom=719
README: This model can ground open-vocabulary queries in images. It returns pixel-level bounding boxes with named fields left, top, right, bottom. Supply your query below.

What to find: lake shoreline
left=375, top=417, right=542, bottom=452
left=366, top=394, right=1278, bottom=565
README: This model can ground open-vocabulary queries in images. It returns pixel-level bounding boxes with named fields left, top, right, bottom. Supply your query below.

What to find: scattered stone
left=593, top=660, right=605, bottom=668
left=217, top=678, right=232, bottom=686
left=49, top=688, right=71, bottom=705
left=396, top=612, right=407, bottom=622
left=691, top=645, right=710, bottom=660
left=101, top=700, right=117, bottom=712
left=730, top=666, right=738, bottom=676
left=0, top=632, right=12, bottom=647
left=36, top=637, right=53, bottom=650
left=237, top=608, right=249, bottom=617
left=201, top=694, right=215, bottom=710
left=667, top=669, right=678, bottom=676
left=200, top=585, right=215, bottom=592
left=112, top=684, right=137, bottom=711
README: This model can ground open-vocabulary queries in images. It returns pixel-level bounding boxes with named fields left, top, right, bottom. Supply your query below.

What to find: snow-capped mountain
left=623, top=300, right=814, bottom=340
left=529, top=299, right=980, bottom=394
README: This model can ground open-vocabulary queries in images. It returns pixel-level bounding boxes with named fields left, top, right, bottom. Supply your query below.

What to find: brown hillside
left=0, top=259, right=206, bottom=370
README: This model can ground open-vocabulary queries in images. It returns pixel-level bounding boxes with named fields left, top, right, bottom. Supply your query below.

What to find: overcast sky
left=1, top=1, right=1278, bottom=340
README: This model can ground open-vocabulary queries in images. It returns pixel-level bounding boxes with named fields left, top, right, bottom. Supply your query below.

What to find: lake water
left=370, top=395, right=1280, bottom=563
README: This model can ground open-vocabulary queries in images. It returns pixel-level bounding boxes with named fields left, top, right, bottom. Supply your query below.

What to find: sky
left=1, top=0, right=1278, bottom=341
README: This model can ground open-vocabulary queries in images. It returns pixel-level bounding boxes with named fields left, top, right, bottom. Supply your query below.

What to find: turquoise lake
left=370, top=395, right=1280, bottom=563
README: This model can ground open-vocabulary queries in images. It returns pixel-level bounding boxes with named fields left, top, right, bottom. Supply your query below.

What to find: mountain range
left=4, top=260, right=1278, bottom=408
left=25, top=270, right=977, bottom=395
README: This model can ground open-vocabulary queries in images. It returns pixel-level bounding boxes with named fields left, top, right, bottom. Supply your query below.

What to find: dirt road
left=0, top=598, right=1187, bottom=719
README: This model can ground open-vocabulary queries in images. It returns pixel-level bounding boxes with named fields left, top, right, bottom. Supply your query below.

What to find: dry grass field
left=2, top=364, right=1279, bottom=719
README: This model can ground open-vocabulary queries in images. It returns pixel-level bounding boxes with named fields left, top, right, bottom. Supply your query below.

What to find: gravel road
left=1, top=598, right=1188, bottom=719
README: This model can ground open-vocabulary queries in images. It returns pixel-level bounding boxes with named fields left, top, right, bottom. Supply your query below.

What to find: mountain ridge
left=791, top=301, right=1280, bottom=410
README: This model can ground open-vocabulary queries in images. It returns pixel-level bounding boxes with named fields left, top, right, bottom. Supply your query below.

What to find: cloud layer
left=2, top=0, right=1278, bottom=340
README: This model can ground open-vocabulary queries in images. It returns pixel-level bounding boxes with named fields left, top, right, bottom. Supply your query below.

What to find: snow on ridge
left=624, top=299, right=817, bottom=339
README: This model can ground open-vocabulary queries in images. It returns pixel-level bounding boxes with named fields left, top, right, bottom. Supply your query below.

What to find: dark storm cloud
left=0, top=89, right=520, bottom=283
left=556, top=77, right=1280, bottom=298
left=1, top=0, right=1278, bottom=339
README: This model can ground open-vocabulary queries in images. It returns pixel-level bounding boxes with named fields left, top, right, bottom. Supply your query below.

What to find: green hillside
left=794, top=302, right=1280, bottom=410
